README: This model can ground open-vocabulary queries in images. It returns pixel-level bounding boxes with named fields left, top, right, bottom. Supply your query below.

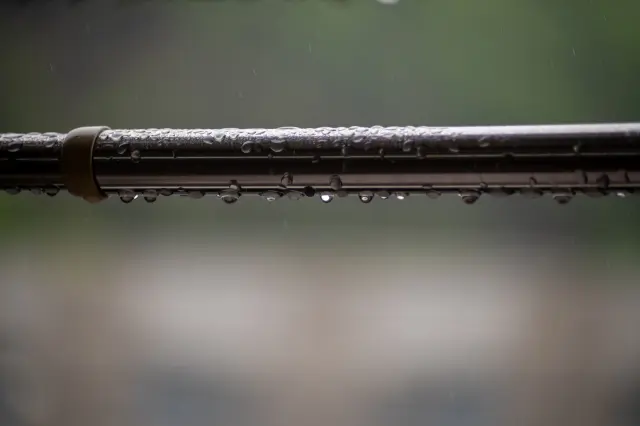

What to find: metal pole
left=1, top=123, right=640, bottom=204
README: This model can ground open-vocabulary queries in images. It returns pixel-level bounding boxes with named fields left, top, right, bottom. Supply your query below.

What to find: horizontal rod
left=1, top=123, right=640, bottom=203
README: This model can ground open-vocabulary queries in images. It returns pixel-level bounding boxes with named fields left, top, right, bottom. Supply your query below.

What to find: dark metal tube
left=1, top=123, right=640, bottom=203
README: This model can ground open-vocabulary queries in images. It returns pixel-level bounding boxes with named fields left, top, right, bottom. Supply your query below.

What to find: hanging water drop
left=159, top=188, right=173, bottom=196
left=220, top=187, right=240, bottom=204
left=261, top=191, right=282, bottom=202
left=222, top=195, right=239, bottom=204
left=552, top=192, right=573, bottom=205
left=461, top=194, right=478, bottom=204
left=320, top=193, right=334, bottom=203
left=395, top=192, right=408, bottom=200
left=358, top=191, right=374, bottom=203
left=424, top=186, right=441, bottom=198
left=143, top=190, right=158, bottom=203
left=44, top=186, right=59, bottom=197
left=130, top=150, right=141, bottom=163
left=188, top=190, right=205, bottom=199
left=119, top=190, right=136, bottom=203
left=377, top=190, right=390, bottom=200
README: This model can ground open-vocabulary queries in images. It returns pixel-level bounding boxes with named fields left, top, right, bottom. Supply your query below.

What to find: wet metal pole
left=1, top=123, right=640, bottom=204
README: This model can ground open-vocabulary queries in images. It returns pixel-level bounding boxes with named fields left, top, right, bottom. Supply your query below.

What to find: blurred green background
left=1, top=1, right=640, bottom=426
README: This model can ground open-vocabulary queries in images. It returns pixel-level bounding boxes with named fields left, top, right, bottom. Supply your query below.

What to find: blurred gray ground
left=1, top=0, right=640, bottom=425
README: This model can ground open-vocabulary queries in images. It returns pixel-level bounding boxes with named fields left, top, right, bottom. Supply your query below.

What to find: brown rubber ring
left=62, top=126, right=110, bottom=203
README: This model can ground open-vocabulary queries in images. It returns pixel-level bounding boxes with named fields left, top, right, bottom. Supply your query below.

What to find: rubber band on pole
left=62, top=126, right=109, bottom=203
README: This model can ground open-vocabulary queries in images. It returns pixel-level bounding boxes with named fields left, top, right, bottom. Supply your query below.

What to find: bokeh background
left=1, top=0, right=640, bottom=425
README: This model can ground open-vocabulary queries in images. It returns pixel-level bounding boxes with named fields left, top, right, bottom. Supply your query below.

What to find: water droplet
left=616, top=190, right=632, bottom=198
left=416, top=146, right=427, bottom=159
left=241, top=141, right=253, bottom=154
left=4, top=187, right=20, bottom=195
left=337, top=190, right=348, bottom=198
left=448, top=145, right=460, bottom=153
left=271, top=140, right=285, bottom=152
left=188, top=191, right=205, bottom=199
left=459, top=191, right=480, bottom=204
left=320, top=193, right=334, bottom=203
left=425, top=188, right=441, bottom=199
left=109, top=132, right=123, bottom=142
left=353, top=135, right=365, bottom=143
left=116, top=142, right=129, bottom=155
left=281, top=173, right=293, bottom=187
left=30, top=188, right=43, bottom=195
left=159, top=189, right=173, bottom=196
left=220, top=188, right=240, bottom=204
left=377, top=190, right=390, bottom=200
left=119, top=190, right=136, bottom=203
left=44, top=139, right=56, bottom=149
left=378, top=148, right=385, bottom=159
left=7, top=140, right=22, bottom=152
left=213, top=131, right=225, bottom=143
left=130, top=150, right=141, bottom=163
left=341, top=145, right=349, bottom=157
left=573, top=143, right=581, bottom=153
left=329, top=175, right=342, bottom=191
left=312, top=155, right=321, bottom=164
left=402, top=140, right=414, bottom=152
left=552, top=192, right=573, bottom=205
left=478, top=138, right=490, bottom=148
left=358, top=191, right=374, bottom=203
left=261, top=191, right=282, bottom=202
left=44, top=186, right=59, bottom=197
left=395, top=192, right=408, bottom=200
left=143, top=189, right=158, bottom=203
left=301, top=186, right=315, bottom=197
